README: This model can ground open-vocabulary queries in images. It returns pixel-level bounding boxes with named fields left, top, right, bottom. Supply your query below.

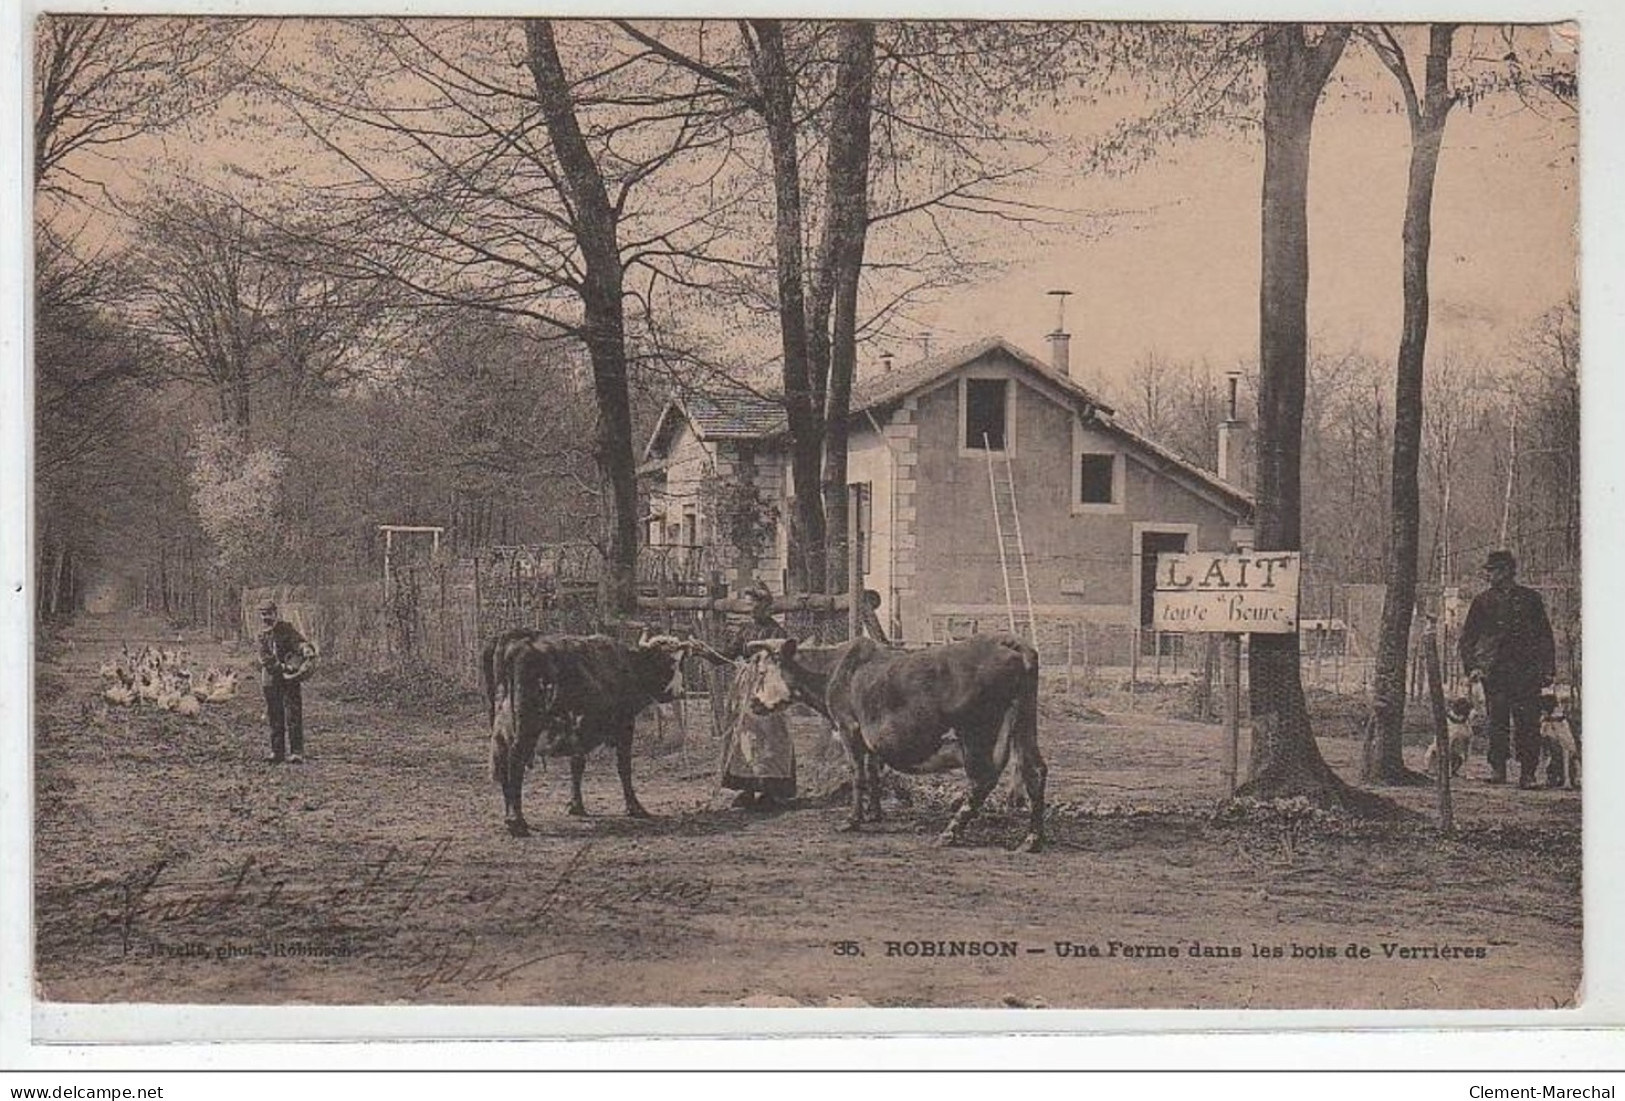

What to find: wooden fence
left=243, top=552, right=1578, bottom=712
left=246, top=554, right=853, bottom=693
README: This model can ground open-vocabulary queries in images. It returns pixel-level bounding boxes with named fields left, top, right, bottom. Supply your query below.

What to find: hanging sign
left=1152, top=551, right=1301, bottom=634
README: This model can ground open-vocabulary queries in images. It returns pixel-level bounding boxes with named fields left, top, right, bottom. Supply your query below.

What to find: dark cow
left=747, top=633, right=1047, bottom=851
left=482, top=630, right=695, bottom=837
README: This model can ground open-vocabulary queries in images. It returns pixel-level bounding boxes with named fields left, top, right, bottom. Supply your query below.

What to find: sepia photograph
left=20, top=10, right=1587, bottom=1028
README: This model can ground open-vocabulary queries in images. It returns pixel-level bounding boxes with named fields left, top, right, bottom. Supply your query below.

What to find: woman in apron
left=719, top=583, right=796, bottom=808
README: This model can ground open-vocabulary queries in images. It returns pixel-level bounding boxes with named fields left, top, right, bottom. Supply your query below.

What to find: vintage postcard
left=16, top=8, right=1603, bottom=1044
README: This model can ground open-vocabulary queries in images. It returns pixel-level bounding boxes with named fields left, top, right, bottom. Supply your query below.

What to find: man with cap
left=257, top=600, right=319, bottom=764
left=1458, top=550, right=1556, bottom=788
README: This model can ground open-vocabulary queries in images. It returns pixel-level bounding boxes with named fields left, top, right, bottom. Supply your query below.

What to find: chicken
left=201, top=669, right=240, bottom=703
left=154, top=675, right=185, bottom=712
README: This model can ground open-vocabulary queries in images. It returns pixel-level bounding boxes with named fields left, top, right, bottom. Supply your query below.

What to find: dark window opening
left=1139, top=530, right=1191, bottom=646
left=1080, top=453, right=1116, bottom=504
left=965, top=379, right=1007, bottom=450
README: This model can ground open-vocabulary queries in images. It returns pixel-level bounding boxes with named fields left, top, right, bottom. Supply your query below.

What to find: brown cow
left=747, top=634, right=1047, bottom=851
left=482, top=630, right=697, bottom=837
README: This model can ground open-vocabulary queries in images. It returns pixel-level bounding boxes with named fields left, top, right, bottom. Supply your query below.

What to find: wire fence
left=235, top=544, right=1577, bottom=710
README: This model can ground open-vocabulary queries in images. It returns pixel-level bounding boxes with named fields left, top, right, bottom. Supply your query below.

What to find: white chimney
left=1217, top=370, right=1252, bottom=490
left=1047, top=289, right=1073, bottom=378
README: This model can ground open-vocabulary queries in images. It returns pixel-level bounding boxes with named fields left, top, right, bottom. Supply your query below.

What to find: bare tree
left=33, top=15, right=257, bottom=201
left=129, top=192, right=275, bottom=432
left=1360, top=24, right=1459, bottom=785
left=32, top=14, right=259, bottom=619
left=256, top=18, right=737, bottom=613
left=522, top=19, right=642, bottom=614
left=34, top=234, right=157, bottom=619
left=1238, top=24, right=1395, bottom=812
left=616, top=19, right=1086, bottom=591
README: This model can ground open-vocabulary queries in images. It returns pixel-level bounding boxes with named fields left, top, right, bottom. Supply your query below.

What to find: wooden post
left=1423, top=616, right=1454, bottom=834
left=1201, top=635, right=1218, bottom=722
left=471, top=555, right=484, bottom=681
left=383, top=529, right=395, bottom=603
left=1129, top=627, right=1141, bottom=709
left=847, top=483, right=862, bottom=642
left=1065, top=624, right=1075, bottom=699
left=1223, top=634, right=1242, bottom=794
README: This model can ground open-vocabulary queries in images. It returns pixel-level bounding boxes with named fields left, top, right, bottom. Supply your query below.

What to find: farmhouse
left=640, top=333, right=1253, bottom=658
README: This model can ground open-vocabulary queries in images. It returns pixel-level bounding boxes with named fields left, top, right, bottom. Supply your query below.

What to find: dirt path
left=33, top=613, right=1580, bottom=1010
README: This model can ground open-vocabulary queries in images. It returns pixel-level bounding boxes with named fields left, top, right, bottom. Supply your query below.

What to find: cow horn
left=684, top=639, right=734, bottom=666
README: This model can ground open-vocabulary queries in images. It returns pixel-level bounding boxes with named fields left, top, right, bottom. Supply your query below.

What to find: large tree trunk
left=746, top=20, right=827, bottom=593
left=524, top=20, right=639, bottom=616
left=1238, top=25, right=1392, bottom=815
left=817, top=22, right=876, bottom=595
left=1366, top=25, right=1456, bottom=786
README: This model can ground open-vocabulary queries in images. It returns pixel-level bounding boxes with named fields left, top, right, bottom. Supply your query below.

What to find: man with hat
left=1458, top=550, right=1556, bottom=788
left=257, top=599, right=319, bottom=764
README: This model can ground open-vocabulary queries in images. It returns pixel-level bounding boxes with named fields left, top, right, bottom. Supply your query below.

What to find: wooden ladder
left=985, top=436, right=1036, bottom=642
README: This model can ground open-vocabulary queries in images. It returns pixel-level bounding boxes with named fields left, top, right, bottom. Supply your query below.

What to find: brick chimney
left=1047, top=289, right=1072, bottom=378
left=1217, top=370, right=1252, bottom=490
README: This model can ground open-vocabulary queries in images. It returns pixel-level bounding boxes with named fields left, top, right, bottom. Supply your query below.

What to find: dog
left=1539, top=688, right=1581, bottom=790
left=1424, top=695, right=1476, bottom=777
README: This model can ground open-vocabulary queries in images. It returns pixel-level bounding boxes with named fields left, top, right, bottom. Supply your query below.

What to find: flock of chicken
left=99, top=644, right=241, bottom=716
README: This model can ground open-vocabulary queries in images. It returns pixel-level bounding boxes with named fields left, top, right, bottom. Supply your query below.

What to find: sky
left=29, top=17, right=1578, bottom=405
left=907, top=35, right=1578, bottom=392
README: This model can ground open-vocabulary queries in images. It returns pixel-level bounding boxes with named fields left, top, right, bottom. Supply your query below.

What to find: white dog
left=1539, top=687, right=1581, bottom=790
left=1424, top=696, right=1476, bottom=777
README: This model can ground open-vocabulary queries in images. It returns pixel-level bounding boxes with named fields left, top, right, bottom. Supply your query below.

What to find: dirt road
left=34, top=613, right=1581, bottom=1011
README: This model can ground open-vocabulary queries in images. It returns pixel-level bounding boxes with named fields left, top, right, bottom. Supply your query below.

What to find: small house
left=640, top=334, right=1253, bottom=660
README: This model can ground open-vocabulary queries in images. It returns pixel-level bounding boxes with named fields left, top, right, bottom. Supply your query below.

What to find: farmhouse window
left=1079, top=454, right=1116, bottom=504
left=964, top=378, right=1009, bottom=451
left=681, top=507, right=698, bottom=547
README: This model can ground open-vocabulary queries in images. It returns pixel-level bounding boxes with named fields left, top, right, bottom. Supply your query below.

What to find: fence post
left=1129, top=627, right=1140, bottom=709
left=1223, top=633, right=1242, bottom=794
left=1423, top=615, right=1454, bottom=835
left=847, top=483, right=862, bottom=642
left=1065, top=624, right=1074, bottom=699
left=472, top=556, right=483, bottom=667
left=1201, top=635, right=1218, bottom=722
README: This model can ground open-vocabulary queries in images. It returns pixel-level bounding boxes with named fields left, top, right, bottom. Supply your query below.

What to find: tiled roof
left=641, top=337, right=1251, bottom=520
left=1105, top=420, right=1253, bottom=516
left=679, top=391, right=787, bottom=439
left=850, top=336, right=1116, bottom=418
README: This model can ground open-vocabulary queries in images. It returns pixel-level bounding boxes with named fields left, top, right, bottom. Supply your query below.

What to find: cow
left=746, top=633, right=1047, bottom=852
left=482, top=630, right=699, bottom=837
